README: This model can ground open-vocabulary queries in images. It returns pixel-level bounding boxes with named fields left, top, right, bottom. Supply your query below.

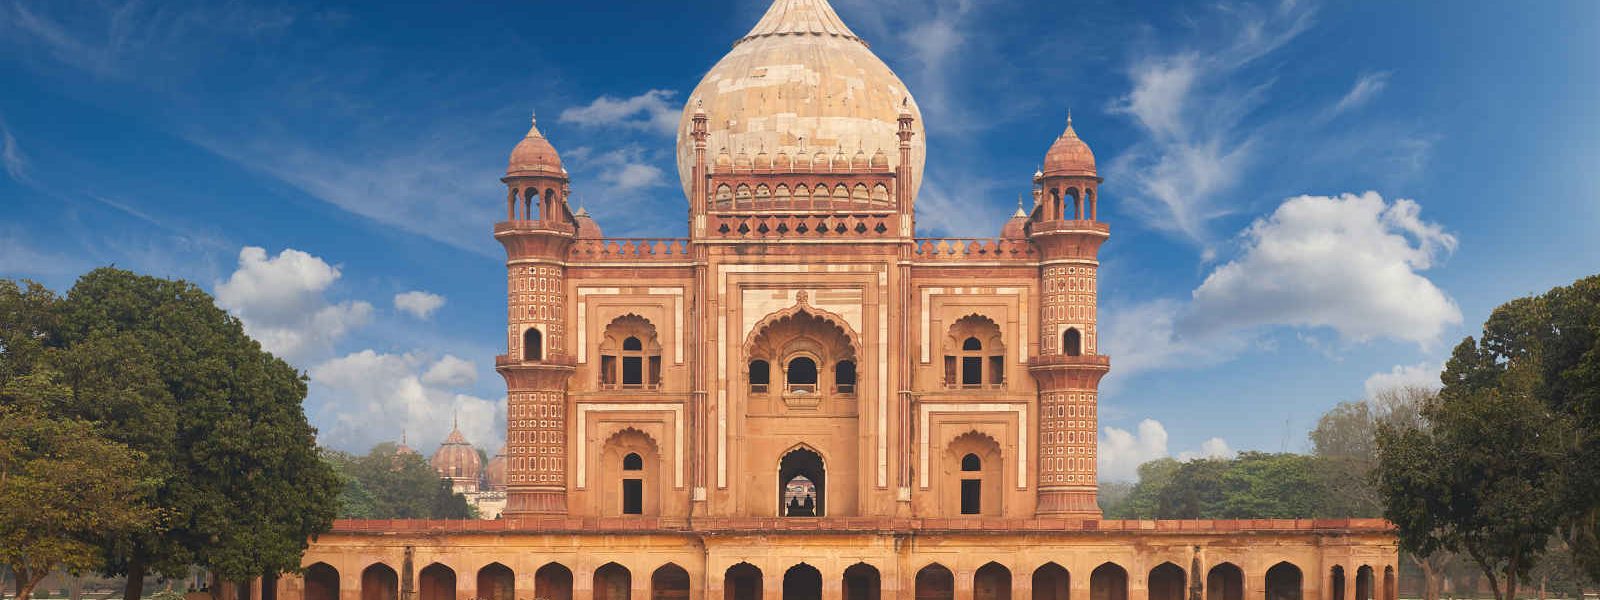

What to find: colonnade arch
left=783, top=563, right=823, bottom=600
left=1090, top=563, right=1128, bottom=600
left=843, top=563, right=881, bottom=600
left=914, top=564, right=954, bottom=600
left=725, top=563, right=763, bottom=600
left=537, top=563, right=574, bottom=600
left=360, top=564, right=398, bottom=600
left=418, top=564, right=455, bottom=600
left=1032, top=563, right=1069, bottom=600
left=326, top=557, right=1329, bottom=600
left=304, top=563, right=339, bottom=600
left=1148, top=563, right=1185, bottom=600
left=1206, top=563, right=1244, bottom=600
left=595, top=563, right=632, bottom=600
left=652, top=564, right=692, bottom=600
left=974, top=563, right=1011, bottom=600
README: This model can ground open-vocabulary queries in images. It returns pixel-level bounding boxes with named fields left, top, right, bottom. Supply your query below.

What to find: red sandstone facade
left=282, top=1, right=1398, bottom=600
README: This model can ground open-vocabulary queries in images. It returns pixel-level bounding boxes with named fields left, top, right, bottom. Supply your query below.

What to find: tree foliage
left=1375, top=274, right=1600, bottom=600
left=323, top=444, right=475, bottom=519
left=0, top=371, right=154, bottom=600
left=0, top=269, right=342, bottom=598
left=1102, top=452, right=1346, bottom=519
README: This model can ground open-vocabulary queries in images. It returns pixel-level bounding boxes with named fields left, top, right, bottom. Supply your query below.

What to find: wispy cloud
left=1106, top=0, right=1316, bottom=252
left=0, top=119, right=27, bottom=182
left=1329, top=71, right=1392, bottom=117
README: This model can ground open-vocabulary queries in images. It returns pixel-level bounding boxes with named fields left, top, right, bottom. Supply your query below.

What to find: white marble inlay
left=575, top=402, right=684, bottom=489
left=918, top=402, right=1028, bottom=490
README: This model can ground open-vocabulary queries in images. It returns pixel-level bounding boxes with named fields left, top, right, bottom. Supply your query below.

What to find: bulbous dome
left=1042, top=115, right=1096, bottom=178
left=485, top=447, right=508, bottom=491
left=430, top=424, right=482, bottom=482
left=507, top=115, right=565, bottom=177
left=677, top=0, right=925, bottom=199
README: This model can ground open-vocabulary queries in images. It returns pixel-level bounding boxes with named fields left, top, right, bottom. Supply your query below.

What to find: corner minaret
left=1029, top=113, right=1110, bottom=517
left=497, top=112, right=578, bottom=515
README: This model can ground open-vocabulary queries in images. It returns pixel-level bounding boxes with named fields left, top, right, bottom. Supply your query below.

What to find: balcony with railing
left=1027, top=220, right=1110, bottom=236
left=494, top=220, right=578, bottom=236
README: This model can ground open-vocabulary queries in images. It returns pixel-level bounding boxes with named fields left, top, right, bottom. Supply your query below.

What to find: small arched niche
left=944, top=315, right=1006, bottom=389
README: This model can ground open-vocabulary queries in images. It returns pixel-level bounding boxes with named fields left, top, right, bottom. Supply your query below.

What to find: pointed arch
left=974, top=563, right=1011, bottom=600
left=1265, top=563, right=1302, bottom=600
left=1090, top=563, right=1127, bottom=600
left=1206, top=563, right=1243, bottom=600
left=1032, top=563, right=1069, bottom=600
left=843, top=563, right=880, bottom=600
left=725, top=563, right=763, bottom=600
left=536, top=563, right=574, bottom=600
left=944, top=430, right=1002, bottom=516
left=783, top=563, right=822, bottom=600
left=362, top=564, right=399, bottom=600
left=305, top=563, right=340, bottom=600
left=595, top=563, right=632, bottom=600
left=742, top=302, right=862, bottom=359
left=1148, top=563, right=1185, bottom=600
left=478, top=563, right=515, bottom=600
left=778, top=443, right=827, bottom=517
left=652, top=564, right=691, bottom=600
left=419, top=564, right=456, bottom=600
left=944, top=314, right=1006, bottom=388
left=915, top=564, right=954, bottom=600
left=599, top=314, right=662, bottom=389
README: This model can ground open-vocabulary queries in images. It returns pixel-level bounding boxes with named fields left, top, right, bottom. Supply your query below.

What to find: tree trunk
left=209, top=572, right=223, bottom=600
left=17, top=569, right=47, bottom=600
left=1419, top=557, right=1441, bottom=600
left=124, top=555, right=147, bottom=600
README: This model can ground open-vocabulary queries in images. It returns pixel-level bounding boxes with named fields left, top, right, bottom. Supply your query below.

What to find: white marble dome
left=676, top=0, right=926, bottom=202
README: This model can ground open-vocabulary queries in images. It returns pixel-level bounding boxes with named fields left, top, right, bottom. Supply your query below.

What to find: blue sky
left=2, top=0, right=1597, bottom=480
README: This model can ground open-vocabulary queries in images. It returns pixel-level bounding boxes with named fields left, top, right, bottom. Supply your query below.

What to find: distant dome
left=1042, top=115, right=1096, bottom=178
left=507, top=115, right=564, bottom=178
left=574, top=206, right=603, bottom=239
left=677, top=0, right=925, bottom=199
left=1002, top=205, right=1030, bottom=239
left=485, top=447, right=507, bottom=491
left=430, top=424, right=482, bottom=484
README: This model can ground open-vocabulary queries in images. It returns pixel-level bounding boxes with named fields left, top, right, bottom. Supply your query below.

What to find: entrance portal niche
left=745, top=301, right=859, bottom=414
left=779, top=446, right=825, bottom=516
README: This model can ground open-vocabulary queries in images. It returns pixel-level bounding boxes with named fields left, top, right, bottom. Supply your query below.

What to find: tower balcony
left=1028, top=354, right=1111, bottom=390
left=1028, top=220, right=1110, bottom=236
left=494, top=220, right=577, bottom=236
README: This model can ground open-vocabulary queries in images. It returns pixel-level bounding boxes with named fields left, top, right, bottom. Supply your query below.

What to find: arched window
left=599, top=316, right=661, bottom=390
left=944, top=316, right=1006, bottom=389
left=622, top=452, right=643, bottom=515
left=787, top=357, right=818, bottom=394
left=779, top=447, right=825, bottom=517
left=749, top=360, right=771, bottom=393
left=524, top=188, right=540, bottom=221
left=1063, top=328, right=1082, bottom=357
left=960, top=452, right=982, bottom=514
left=835, top=360, right=857, bottom=394
left=523, top=328, right=543, bottom=361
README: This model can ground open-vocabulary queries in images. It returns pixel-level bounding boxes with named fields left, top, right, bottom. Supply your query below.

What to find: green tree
left=0, top=372, right=154, bottom=600
left=323, top=444, right=474, bottom=519
left=42, top=269, right=341, bottom=599
left=1377, top=339, right=1569, bottom=600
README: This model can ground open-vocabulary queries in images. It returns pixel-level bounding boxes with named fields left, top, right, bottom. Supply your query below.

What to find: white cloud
left=1099, top=298, right=1249, bottom=383
left=559, top=90, right=679, bottom=136
left=1099, top=419, right=1235, bottom=482
left=214, top=246, right=372, bottom=364
left=1185, top=192, right=1461, bottom=346
left=1330, top=71, right=1391, bottom=117
left=422, top=354, right=476, bottom=387
left=1178, top=437, right=1236, bottom=462
left=1099, top=419, right=1170, bottom=482
left=308, top=350, right=501, bottom=454
left=1364, top=362, right=1441, bottom=398
left=394, top=290, right=445, bottom=320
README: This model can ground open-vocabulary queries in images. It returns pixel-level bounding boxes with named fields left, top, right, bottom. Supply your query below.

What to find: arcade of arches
left=287, top=546, right=1398, bottom=600
left=284, top=0, right=1398, bottom=598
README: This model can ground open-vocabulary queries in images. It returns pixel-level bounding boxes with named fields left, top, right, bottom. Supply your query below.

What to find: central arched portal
left=779, top=446, right=826, bottom=516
